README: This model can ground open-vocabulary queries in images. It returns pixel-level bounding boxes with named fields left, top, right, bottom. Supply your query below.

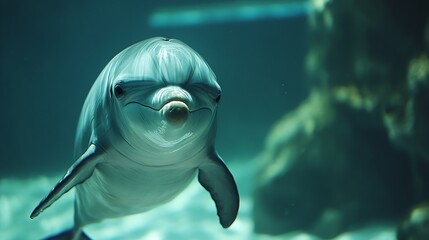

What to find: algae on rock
left=254, top=0, right=429, bottom=238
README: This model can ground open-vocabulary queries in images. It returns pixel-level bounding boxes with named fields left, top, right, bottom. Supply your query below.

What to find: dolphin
left=30, top=37, right=239, bottom=239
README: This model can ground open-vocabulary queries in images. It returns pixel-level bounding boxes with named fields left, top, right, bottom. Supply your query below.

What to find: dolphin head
left=106, top=37, right=221, bottom=153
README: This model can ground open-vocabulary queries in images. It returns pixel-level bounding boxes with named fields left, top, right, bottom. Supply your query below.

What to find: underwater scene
left=1, top=0, right=429, bottom=239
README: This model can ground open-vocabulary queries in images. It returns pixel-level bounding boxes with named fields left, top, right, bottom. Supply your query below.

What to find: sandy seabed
left=0, top=160, right=395, bottom=240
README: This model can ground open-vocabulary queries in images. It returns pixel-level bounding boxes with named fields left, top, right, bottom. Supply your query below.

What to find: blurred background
left=1, top=0, right=429, bottom=239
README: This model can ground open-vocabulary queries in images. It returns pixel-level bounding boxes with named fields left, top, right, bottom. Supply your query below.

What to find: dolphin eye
left=114, top=84, right=124, bottom=97
left=214, top=89, right=222, bottom=103
left=215, top=95, right=221, bottom=103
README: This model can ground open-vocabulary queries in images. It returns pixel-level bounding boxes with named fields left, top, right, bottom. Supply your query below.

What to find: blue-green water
left=1, top=0, right=428, bottom=239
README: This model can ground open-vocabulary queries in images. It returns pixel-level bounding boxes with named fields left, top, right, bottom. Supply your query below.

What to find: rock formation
left=254, top=0, right=429, bottom=238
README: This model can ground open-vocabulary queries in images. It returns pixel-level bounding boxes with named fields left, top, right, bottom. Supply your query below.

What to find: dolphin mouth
left=125, top=99, right=212, bottom=128
left=160, top=101, right=189, bottom=126
left=125, top=100, right=211, bottom=113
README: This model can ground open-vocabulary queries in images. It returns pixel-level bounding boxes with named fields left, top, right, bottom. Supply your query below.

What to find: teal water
left=1, top=0, right=427, bottom=239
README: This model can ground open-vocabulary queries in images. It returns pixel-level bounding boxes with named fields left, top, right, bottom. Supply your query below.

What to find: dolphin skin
left=31, top=37, right=239, bottom=239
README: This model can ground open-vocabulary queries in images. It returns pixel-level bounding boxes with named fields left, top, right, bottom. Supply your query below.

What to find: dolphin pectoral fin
left=198, top=150, right=239, bottom=228
left=43, top=228, right=90, bottom=240
left=30, top=144, right=103, bottom=219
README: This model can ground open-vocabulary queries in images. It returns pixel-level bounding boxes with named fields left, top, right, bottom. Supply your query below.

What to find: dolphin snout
left=161, top=101, right=189, bottom=126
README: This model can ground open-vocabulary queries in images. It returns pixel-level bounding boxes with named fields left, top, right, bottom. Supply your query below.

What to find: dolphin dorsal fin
left=30, top=144, right=103, bottom=219
left=198, top=151, right=239, bottom=228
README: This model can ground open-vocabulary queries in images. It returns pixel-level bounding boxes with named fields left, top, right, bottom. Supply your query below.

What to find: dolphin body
left=30, top=37, right=239, bottom=239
